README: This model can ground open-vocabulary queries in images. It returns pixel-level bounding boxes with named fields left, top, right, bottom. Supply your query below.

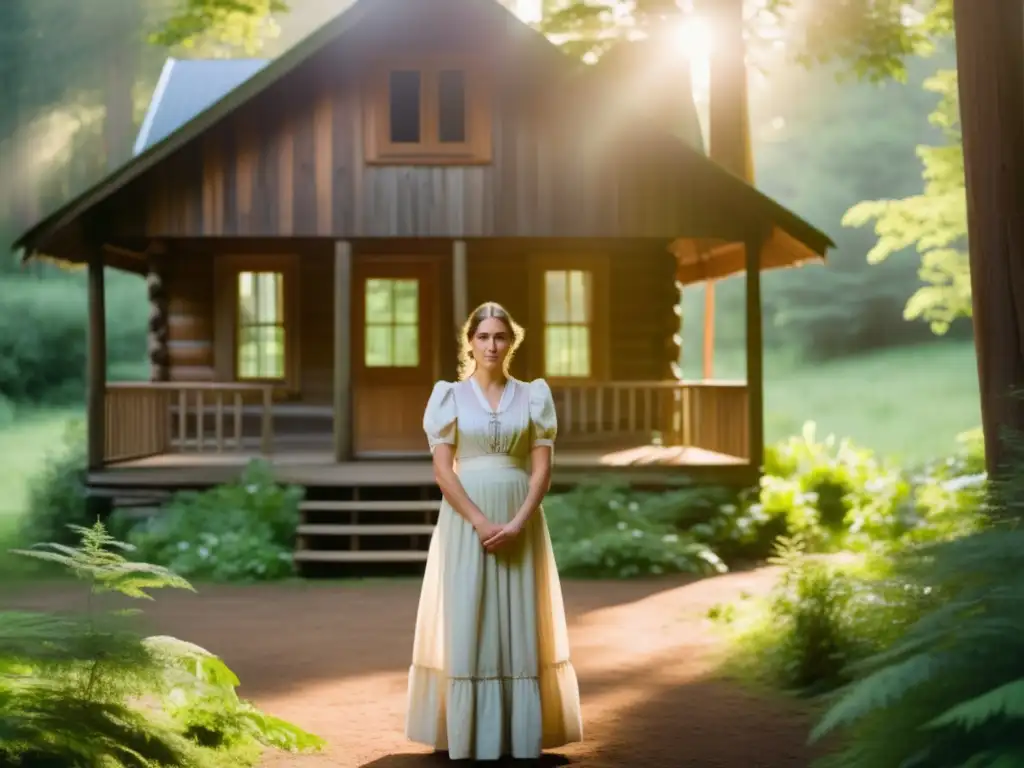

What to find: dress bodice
left=422, top=377, right=557, bottom=463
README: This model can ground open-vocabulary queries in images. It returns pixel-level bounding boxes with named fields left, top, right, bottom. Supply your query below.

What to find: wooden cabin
left=13, top=0, right=832, bottom=567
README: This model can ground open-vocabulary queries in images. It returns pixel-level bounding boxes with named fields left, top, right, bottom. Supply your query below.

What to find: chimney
left=704, top=0, right=753, bottom=181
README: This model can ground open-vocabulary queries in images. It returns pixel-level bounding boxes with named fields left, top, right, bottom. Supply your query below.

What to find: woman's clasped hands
left=474, top=517, right=524, bottom=553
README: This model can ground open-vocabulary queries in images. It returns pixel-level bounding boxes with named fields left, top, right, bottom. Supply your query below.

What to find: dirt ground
left=7, top=568, right=821, bottom=768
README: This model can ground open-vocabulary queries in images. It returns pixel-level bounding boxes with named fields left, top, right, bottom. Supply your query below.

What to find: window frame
left=363, top=57, right=493, bottom=165
left=214, top=254, right=300, bottom=392
left=528, top=253, right=610, bottom=384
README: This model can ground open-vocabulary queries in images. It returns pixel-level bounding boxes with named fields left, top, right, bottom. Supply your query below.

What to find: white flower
left=177, top=541, right=189, bottom=551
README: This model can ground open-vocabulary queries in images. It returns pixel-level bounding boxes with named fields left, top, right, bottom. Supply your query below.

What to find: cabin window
left=543, top=269, right=592, bottom=378
left=366, top=60, right=491, bottom=164
left=236, top=271, right=287, bottom=380
left=364, top=278, right=420, bottom=368
left=388, top=70, right=422, bottom=143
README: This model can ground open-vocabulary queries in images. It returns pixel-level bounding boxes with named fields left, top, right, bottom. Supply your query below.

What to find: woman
left=405, top=302, right=583, bottom=762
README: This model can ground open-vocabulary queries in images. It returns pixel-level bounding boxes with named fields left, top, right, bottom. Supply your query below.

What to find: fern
left=811, top=441, right=1024, bottom=767
left=927, top=679, right=1024, bottom=730
left=0, top=521, right=324, bottom=767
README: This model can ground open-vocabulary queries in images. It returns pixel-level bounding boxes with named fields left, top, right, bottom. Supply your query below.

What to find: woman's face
left=470, top=316, right=513, bottom=375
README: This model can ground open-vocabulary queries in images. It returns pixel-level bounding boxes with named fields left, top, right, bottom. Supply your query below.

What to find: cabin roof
left=133, top=58, right=268, bottom=155
left=12, top=0, right=834, bottom=271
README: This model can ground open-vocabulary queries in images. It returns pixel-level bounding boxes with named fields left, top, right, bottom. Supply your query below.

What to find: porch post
left=333, top=240, right=353, bottom=462
left=452, top=240, right=469, bottom=332
left=86, top=247, right=107, bottom=471
left=744, top=230, right=765, bottom=473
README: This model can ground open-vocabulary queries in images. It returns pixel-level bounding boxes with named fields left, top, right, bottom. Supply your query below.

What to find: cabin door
left=352, top=258, right=438, bottom=456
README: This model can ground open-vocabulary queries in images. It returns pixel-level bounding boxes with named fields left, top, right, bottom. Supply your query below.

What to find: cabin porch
left=97, top=377, right=753, bottom=567
left=100, top=378, right=752, bottom=480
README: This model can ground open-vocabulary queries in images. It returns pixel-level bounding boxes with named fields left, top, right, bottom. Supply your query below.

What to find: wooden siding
left=101, top=37, right=752, bottom=242
left=166, top=254, right=215, bottom=382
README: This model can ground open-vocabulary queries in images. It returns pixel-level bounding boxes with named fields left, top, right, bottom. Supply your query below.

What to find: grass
left=0, top=406, right=82, bottom=533
left=714, top=340, right=981, bottom=465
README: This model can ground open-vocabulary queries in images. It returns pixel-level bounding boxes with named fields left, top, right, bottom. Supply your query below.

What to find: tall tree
left=950, top=0, right=1024, bottom=473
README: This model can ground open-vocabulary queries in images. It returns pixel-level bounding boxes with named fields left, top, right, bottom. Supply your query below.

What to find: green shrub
left=126, top=461, right=303, bottom=582
left=0, top=272, right=147, bottom=403
left=758, top=422, right=914, bottom=551
left=0, top=520, right=324, bottom=767
left=755, top=422, right=986, bottom=555
left=545, top=481, right=735, bottom=578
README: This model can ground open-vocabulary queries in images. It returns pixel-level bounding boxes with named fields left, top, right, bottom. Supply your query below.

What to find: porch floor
left=90, top=444, right=749, bottom=489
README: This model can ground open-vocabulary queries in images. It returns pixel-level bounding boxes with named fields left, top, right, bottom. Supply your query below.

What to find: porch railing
left=104, top=382, right=275, bottom=464
left=550, top=380, right=749, bottom=460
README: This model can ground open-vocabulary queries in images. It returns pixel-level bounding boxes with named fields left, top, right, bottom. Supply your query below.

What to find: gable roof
left=133, top=58, right=268, bottom=155
left=12, top=0, right=833, bottom=267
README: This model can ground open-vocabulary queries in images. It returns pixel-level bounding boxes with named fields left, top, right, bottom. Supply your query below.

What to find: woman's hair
left=458, top=302, right=525, bottom=381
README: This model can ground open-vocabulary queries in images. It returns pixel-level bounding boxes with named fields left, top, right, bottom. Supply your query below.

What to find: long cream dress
left=405, top=377, right=583, bottom=761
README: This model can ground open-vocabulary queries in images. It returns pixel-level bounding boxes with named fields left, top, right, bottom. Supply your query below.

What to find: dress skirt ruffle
left=405, top=458, right=583, bottom=761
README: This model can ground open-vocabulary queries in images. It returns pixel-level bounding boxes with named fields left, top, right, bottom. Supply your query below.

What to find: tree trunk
left=953, top=0, right=1024, bottom=474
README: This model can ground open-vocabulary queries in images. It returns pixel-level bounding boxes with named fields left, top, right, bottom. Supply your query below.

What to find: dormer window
left=365, top=59, right=492, bottom=165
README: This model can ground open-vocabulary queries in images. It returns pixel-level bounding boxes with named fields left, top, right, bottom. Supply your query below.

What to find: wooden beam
left=86, top=248, right=107, bottom=471
left=333, top=241, right=353, bottom=462
left=744, top=230, right=765, bottom=474
left=452, top=239, right=469, bottom=332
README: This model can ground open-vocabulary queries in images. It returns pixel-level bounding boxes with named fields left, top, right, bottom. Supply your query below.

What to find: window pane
left=254, top=272, right=283, bottom=324
left=567, top=270, right=591, bottom=323
left=438, top=69, right=467, bottom=143
left=569, top=326, right=591, bottom=377
left=238, top=326, right=258, bottom=378
left=393, top=279, right=419, bottom=324
left=238, top=325, right=286, bottom=379
left=365, top=326, right=393, bottom=367
left=393, top=325, right=420, bottom=367
left=544, top=271, right=568, bottom=323
left=389, top=70, right=421, bottom=143
left=545, top=325, right=591, bottom=377
left=258, top=325, right=286, bottom=379
left=365, top=278, right=394, bottom=323
left=238, top=272, right=256, bottom=326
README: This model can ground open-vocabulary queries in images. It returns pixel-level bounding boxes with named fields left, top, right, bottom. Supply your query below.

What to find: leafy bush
left=808, top=448, right=1024, bottom=768
left=715, top=538, right=931, bottom=696
left=0, top=272, right=147, bottom=404
left=0, top=520, right=324, bottom=767
left=756, top=422, right=986, bottom=554
left=544, top=481, right=738, bottom=578
left=126, top=461, right=303, bottom=582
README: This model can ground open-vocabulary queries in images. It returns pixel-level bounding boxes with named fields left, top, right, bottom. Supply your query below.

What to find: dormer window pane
left=437, top=69, right=467, bottom=143
left=389, top=70, right=421, bottom=143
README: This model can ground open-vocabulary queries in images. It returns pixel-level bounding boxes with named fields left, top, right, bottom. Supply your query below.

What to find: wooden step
left=297, top=524, right=435, bottom=536
left=293, top=550, right=430, bottom=563
left=299, top=500, right=438, bottom=513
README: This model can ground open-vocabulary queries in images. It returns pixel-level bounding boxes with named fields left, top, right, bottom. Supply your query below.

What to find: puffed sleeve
left=528, top=378, right=557, bottom=448
left=423, top=381, right=457, bottom=453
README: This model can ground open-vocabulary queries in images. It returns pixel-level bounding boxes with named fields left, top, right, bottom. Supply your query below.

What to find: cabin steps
left=294, top=488, right=439, bottom=576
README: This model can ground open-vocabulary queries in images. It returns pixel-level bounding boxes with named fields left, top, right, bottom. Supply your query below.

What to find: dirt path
left=7, top=568, right=820, bottom=767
